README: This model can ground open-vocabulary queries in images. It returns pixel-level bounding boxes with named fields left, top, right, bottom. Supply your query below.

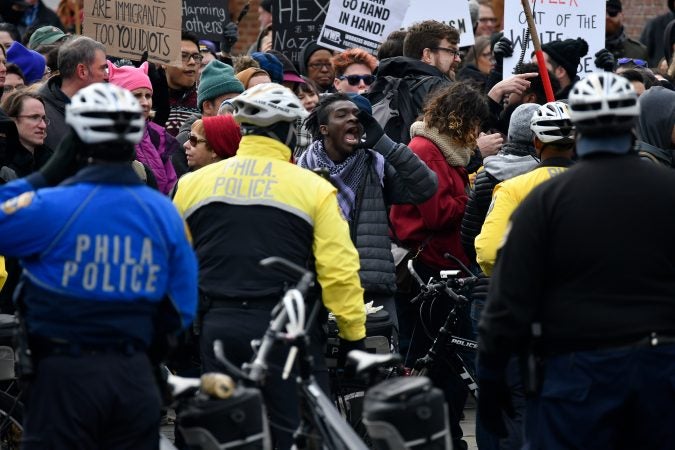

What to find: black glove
left=357, top=110, right=387, bottom=150
left=492, top=35, right=514, bottom=66
left=221, top=21, right=239, bottom=54
left=337, top=337, right=366, bottom=368
left=39, top=132, right=80, bottom=185
left=147, top=61, right=169, bottom=127
left=594, top=48, right=615, bottom=72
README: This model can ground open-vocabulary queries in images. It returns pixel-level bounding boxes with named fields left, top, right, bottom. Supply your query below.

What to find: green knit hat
left=197, top=60, right=244, bottom=110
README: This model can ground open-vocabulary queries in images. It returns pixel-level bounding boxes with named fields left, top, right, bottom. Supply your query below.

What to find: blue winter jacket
left=0, top=164, right=198, bottom=347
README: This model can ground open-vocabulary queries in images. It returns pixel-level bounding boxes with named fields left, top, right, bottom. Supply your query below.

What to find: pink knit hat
left=107, top=61, right=153, bottom=93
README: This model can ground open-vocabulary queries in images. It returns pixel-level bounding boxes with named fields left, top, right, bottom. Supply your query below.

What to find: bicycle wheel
left=332, top=381, right=372, bottom=447
left=0, top=390, right=23, bottom=450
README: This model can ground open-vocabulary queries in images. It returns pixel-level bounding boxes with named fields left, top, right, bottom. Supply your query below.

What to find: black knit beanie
left=542, top=38, right=589, bottom=79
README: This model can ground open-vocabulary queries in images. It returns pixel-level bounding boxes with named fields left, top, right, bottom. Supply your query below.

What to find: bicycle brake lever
left=407, top=259, right=425, bottom=286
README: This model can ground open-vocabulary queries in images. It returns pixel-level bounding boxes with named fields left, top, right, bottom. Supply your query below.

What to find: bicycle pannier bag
left=363, top=376, right=451, bottom=450
left=177, top=386, right=271, bottom=450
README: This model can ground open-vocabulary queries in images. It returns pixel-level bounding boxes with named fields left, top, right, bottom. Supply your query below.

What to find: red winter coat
left=389, top=135, right=470, bottom=270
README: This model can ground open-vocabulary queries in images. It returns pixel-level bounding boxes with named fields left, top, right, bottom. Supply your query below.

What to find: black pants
left=22, top=352, right=161, bottom=450
left=200, top=302, right=329, bottom=450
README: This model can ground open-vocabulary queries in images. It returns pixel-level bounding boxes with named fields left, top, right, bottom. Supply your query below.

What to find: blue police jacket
left=0, top=164, right=198, bottom=347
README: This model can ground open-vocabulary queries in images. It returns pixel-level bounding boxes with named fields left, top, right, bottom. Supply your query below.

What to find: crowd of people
left=0, top=0, right=674, bottom=449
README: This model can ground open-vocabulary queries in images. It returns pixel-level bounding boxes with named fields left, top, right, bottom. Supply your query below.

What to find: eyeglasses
left=188, top=134, right=208, bottom=146
left=3, top=85, right=25, bottom=94
left=307, top=62, right=331, bottom=70
left=607, top=8, right=620, bottom=17
left=479, top=17, right=498, bottom=23
left=337, top=74, right=375, bottom=86
left=17, top=114, right=50, bottom=125
left=431, top=47, right=462, bottom=58
left=181, top=52, right=204, bottom=63
left=618, top=58, right=647, bottom=67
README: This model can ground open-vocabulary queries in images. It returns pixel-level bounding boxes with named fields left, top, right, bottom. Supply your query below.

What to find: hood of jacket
left=637, top=86, right=675, bottom=159
left=376, top=56, right=448, bottom=79
left=482, top=152, right=539, bottom=181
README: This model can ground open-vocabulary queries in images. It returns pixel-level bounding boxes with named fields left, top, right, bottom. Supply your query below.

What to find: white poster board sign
left=503, top=0, right=605, bottom=78
left=401, top=0, right=474, bottom=47
left=318, top=0, right=410, bottom=55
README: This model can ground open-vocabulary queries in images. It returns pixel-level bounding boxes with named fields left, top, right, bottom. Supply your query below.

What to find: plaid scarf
left=297, top=140, right=384, bottom=222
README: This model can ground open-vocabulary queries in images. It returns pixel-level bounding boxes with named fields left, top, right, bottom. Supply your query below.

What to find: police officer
left=0, top=83, right=198, bottom=449
left=477, top=72, right=675, bottom=448
left=172, top=83, right=367, bottom=449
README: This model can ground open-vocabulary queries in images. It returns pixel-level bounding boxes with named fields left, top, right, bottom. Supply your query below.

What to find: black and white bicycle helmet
left=530, top=101, right=575, bottom=145
left=232, top=83, right=307, bottom=127
left=65, top=83, right=145, bottom=145
left=568, top=72, right=639, bottom=136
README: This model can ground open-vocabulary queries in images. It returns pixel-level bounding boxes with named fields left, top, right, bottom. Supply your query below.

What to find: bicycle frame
left=408, top=260, right=480, bottom=398
left=214, top=257, right=368, bottom=450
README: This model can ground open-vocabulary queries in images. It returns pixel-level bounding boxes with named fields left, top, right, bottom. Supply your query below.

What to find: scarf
left=409, top=121, right=473, bottom=167
left=297, top=140, right=384, bottom=222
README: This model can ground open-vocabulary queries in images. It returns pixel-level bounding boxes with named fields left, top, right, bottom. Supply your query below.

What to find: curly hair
left=403, top=20, right=460, bottom=60
left=331, top=48, right=378, bottom=77
left=422, top=82, right=489, bottom=148
left=304, top=93, right=351, bottom=140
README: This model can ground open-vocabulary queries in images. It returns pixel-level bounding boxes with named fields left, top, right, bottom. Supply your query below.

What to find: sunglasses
left=337, top=74, right=375, bottom=86
left=617, top=58, right=647, bottom=67
left=188, top=134, right=208, bottom=146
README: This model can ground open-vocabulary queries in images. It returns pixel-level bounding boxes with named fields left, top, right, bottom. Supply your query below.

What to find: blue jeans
left=524, top=342, right=675, bottom=449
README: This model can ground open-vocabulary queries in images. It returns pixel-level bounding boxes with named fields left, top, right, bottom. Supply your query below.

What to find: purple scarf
left=297, top=140, right=384, bottom=222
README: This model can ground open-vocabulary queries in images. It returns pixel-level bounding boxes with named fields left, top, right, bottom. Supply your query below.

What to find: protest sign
left=182, top=0, right=230, bottom=42
left=318, top=0, right=409, bottom=55
left=84, top=0, right=182, bottom=65
left=503, top=0, right=605, bottom=78
left=273, top=0, right=329, bottom=68
left=401, top=0, right=474, bottom=47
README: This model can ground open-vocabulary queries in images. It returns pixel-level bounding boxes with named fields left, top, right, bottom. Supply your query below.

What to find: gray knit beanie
left=508, top=103, right=539, bottom=144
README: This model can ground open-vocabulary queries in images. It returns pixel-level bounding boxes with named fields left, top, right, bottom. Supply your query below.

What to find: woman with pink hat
left=107, top=61, right=179, bottom=194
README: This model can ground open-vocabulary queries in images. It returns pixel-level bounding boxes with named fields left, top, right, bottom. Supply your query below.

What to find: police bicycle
left=171, top=256, right=452, bottom=450
left=405, top=257, right=480, bottom=399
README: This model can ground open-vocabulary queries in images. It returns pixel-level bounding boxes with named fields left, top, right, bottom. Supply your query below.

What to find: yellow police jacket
left=476, top=161, right=570, bottom=276
left=173, top=135, right=366, bottom=341
left=0, top=256, right=6, bottom=292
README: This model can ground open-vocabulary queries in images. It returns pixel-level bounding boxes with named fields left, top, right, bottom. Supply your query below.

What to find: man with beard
left=367, top=20, right=458, bottom=145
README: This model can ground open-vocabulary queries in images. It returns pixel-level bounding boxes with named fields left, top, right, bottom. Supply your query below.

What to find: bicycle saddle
left=348, top=350, right=401, bottom=374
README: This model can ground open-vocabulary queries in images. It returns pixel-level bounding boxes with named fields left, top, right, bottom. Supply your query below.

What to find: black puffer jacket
left=300, top=135, right=438, bottom=295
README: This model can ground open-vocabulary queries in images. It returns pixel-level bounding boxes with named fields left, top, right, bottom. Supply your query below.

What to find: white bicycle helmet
left=65, top=83, right=145, bottom=145
left=530, top=101, right=575, bottom=145
left=568, top=72, right=639, bottom=135
left=232, top=83, right=307, bottom=127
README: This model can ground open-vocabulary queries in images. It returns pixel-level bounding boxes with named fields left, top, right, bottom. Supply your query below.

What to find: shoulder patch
left=1, top=192, right=35, bottom=215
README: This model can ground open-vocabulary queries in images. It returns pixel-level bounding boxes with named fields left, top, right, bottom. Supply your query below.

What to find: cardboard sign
left=182, top=0, right=230, bottom=42
left=503, top=0, right=605, bottom=78
left=84, top=0, right=182, bottom=65
left=318, top=0, right=410, bottom=55
left=272, top=0, right=330, bottom=69
left=401, top=0, right=474, bottom=47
